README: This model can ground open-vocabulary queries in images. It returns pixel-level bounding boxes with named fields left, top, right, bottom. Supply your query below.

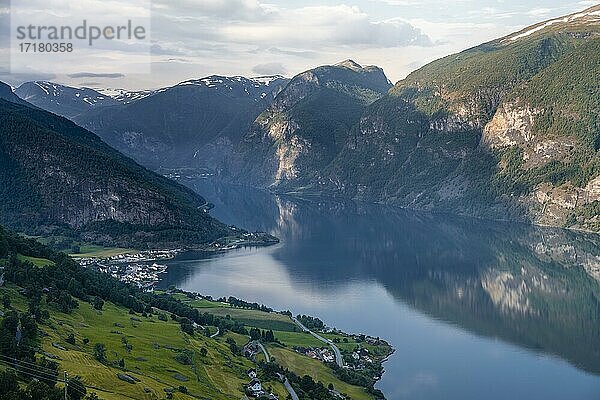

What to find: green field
left=170, top=293, right=231, bottom=309
left=0, top=286, right=263, bottom=400
left=274, top=330, right=325, bottom=348
left=17, top=254, right=55, bottom=267
left=69, top=245, right=137, bottom=258
left=268, top=346, right=372, bottom=400
left=202, top=307, right=299, bottom=332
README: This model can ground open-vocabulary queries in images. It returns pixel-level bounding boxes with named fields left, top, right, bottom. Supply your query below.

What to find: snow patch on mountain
left=504, top=6, right=600, bottom=42
left=98, top=88, right=163, bottom=104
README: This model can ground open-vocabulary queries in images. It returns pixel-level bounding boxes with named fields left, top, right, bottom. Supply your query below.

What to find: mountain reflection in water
left=160, top=179, right=600, bottom=400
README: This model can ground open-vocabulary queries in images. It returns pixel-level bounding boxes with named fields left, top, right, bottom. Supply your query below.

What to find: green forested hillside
left=0, top=98, right=233, bottom=247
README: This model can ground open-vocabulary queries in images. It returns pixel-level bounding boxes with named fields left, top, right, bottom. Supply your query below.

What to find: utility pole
left=64, top=371, right=68, bottom=400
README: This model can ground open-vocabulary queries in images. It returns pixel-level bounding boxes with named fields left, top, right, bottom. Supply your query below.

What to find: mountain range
left=11, top=5, right=600, bottom=233
left=229, top=5, right=600, bottom=232
left=16, top=75, right=289, bottom=171
left=0, top=92, right=243, bottom=248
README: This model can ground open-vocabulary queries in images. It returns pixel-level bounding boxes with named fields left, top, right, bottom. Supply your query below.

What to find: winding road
left=283, top=377, right=300, bottom=400
left=291, top=316, right=344, bottom=367
left=256, top=341, right=270, bottom=363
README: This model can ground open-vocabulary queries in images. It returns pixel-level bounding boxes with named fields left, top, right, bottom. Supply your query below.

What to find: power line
left=0, top=358, right=60, bottom=381
left=0, top=353, right=62, bottom=375
left=0, top=358, right=87, bottom=397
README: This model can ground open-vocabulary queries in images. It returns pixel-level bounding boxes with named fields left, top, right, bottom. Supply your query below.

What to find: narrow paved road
left=256, top=342, right=270, bottom=363
left=283, top=377, right=300, bottom=400
left=210, top=327, right=220, bottom=338
left=291, top=316, right=344, bottom=367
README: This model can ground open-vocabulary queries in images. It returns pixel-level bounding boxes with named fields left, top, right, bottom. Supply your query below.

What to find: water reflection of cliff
left=184, top=179, right=600, bottom=375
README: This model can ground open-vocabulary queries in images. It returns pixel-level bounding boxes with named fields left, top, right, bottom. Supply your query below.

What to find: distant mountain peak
left=335, top=59, right=364, bottom=71
left=250, top=75, right=287, bottom=86
left=0, top=81, right=30, bottom=106
left=176, top=74, right=287, bottom=89
left=15, top=81, right=118, bottom=118
left=96, top=87, right=163, bottom=104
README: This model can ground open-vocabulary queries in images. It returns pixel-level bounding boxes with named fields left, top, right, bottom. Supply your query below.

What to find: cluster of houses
left=293, top=346, right=335, bottom=364
left=245, top=369, right=278, bottom=399
left=76, top=250, right=179, bottom=289
left=77, top=249, right=179, bottom=266
left=349, top=347, right=374, bottom=369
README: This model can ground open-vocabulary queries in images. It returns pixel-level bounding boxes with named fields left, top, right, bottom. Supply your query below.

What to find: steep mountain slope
left=15, top=81, right=118, bottom=118
left=228, top=60, right=392, bottom=188
left=0, top=97, right=235, bottom=247
left=0, top=82, right=31, bottom=106
left=236, top=7, right=599, bottom=231
left=74, top=75, right=289, bottom=171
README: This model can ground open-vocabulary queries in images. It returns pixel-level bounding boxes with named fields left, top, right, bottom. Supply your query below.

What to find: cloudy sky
left=0, top=0, right=597, bottom=89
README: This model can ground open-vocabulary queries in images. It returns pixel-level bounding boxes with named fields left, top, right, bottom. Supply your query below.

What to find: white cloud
left=252, top=62, right=287, bottom=75
left=216, top=5, right=432, bottom=48
left=3, top=0, right=593, bottom=89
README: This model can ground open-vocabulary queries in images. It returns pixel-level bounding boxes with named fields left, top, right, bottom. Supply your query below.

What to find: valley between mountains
left=10, top=5, right=600, bottom=235
left=0, top=5, right=599, bottom=400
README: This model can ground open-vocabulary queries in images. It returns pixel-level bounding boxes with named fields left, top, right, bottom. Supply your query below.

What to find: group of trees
left=227, top=296, right=273, bottom=312
left=249, top=328, right=277, bottom=343
left=0, top=309, right=90, bottom=400
left=0, top=370, right=64, bottom=400
left=296, top=314, right=325, bottom=331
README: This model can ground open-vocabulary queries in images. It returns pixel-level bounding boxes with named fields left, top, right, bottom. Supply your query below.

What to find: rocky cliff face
left=229, top=60, right=392, bottom=189
left=230, top=7, right=600, bottom=232
left=0, top=98, right=232, bottom=247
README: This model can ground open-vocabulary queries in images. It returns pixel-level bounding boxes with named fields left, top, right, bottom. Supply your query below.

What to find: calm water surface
left=160, top=180, right=600, bottom=400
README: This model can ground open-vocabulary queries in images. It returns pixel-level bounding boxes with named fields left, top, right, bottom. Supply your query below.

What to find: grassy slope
left=0, top=281, right=388, bottom=400
left=267, top=346, right=370, bottom=399
left=0, top=284, right=253, bottom=400
left=16, top=254, right=55, bottom=267
left=174, top=296, right=391, bottom=399
left=201, top=307, right=299, bottom=332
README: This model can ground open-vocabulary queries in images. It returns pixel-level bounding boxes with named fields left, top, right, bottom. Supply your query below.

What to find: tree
left=67, top=376, right=87, bottom=400
left=179, top=318, right=194, bottom=335
left=93, top=343, right=106, bottom=363
left=92, top=297, right=104, bottom=311
left=0, top=370, right=19, bottom=395
left=2, top=294, right=11, bottom=309
left=226, top=338, right=239, bottom=355
left=66, top=333, right=76, bottom=345
left=199, top=347, right=208, bottom=357
left=265, top=330, right=275, bottom=343
left=249, top=328, right=261, bottom=341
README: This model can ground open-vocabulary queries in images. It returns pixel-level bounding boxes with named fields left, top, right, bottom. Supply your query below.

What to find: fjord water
left=160, top=180, right=600, bottom=400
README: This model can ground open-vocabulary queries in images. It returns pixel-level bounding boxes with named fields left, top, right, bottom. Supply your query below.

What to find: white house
left=248, top=379, right=263, bottom=396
